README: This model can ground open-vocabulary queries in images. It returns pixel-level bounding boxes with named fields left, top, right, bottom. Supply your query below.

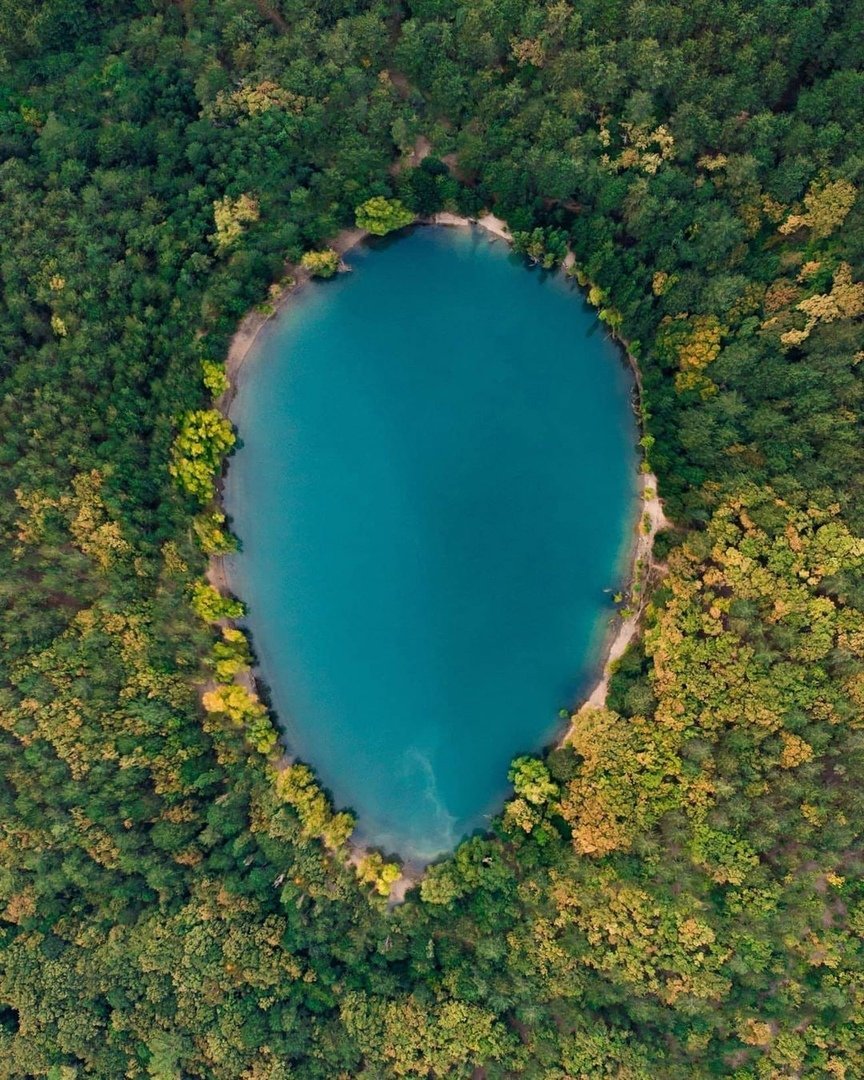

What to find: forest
left=1, top=0, right=863, bottom=1076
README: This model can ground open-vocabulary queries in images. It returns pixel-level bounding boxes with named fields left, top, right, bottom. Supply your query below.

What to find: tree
left=192, top=510, right=237, bottom=554
left=5, top=0, right=864, bottom=1075
left=190, top=581, right=245, bottom=622
left=300, top=248, right=340, bottom=278
left=169, top=410, right=236, bottom=502
left=202, top=683, right=277, bottom=754
left=210, top=193, right=260, bottom=252
left=201, top=358, right=229, bottom=397
left=355, top=196, right=415, bottom=235
left=779, top=175, right=857, bottom=238
left=356, top=852, right=401, bottom=896
left=273, top=763, right=355, bottom=849
left=511, top=226, right=568, bottom=268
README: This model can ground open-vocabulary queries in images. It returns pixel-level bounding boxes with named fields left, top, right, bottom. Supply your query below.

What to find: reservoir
left=224, top=225, right=637, bottom=863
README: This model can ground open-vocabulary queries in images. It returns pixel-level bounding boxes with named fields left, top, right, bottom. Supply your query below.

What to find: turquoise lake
left=225, top=226, right=638, bottom=864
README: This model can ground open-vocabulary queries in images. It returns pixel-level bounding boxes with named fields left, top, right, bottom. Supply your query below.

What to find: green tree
left=300, top=248, right=340, bottom=278
left=355, top=196, right=415, bottom=235
left=169, top=410, right=236, bottom=502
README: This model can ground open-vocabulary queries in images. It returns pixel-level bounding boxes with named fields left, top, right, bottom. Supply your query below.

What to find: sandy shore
left=432, top=210, right=512, bottom=242
left=576, top=471, right=670, bottom=714
left=432, top=210, right=673, bottom=722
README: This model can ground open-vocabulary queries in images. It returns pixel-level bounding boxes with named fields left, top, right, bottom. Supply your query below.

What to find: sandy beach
left=576, top=470, right=670, bottom=715
left=432, top=210, right=512, bottom=242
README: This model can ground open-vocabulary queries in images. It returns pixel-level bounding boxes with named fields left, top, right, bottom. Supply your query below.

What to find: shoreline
left=220, top=225, right=370, bottom=414
left=209, top=208, right=669, bottom=902
left=219, top=213, right=512, bottom=415
left=427, top=213, right=671, bottom=726
left=573, top=470, right=669, bottom=717
left=207, top=214, right=510, bottom=598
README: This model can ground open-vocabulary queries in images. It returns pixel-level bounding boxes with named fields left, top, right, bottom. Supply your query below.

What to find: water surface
left=225, top=226, right=637, bottom=863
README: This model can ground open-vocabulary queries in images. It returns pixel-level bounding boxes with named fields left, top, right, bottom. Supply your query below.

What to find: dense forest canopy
left=1, top=0, right=863, bottom=1076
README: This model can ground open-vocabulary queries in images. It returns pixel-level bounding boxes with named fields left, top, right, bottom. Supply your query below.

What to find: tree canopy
left=1, top=0, right=863, bottom=1076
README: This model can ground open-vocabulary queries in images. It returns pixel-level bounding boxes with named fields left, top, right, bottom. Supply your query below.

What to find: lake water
left=225, top=226, right=637, bottom=864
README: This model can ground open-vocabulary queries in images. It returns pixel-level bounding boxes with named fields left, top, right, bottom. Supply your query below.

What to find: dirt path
left=254, top=0, right=288, bottom=33
left=390, top=134, right=432, bottom=176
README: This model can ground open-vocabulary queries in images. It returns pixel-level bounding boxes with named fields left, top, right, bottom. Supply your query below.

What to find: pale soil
left=390, top=134, right=432, bottom=176
left=577, top=471, right=671, bottom=715
left=432, top=210, right=512, bottom=242
left=385, top=69, right=412, bottom=99
left=205, top=549, right=233, bottom=595
left=386, top=872, right=421, bottom=907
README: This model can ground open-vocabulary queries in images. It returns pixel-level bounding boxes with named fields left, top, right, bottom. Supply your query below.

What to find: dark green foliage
left=1, top=1, right=864, bottom=1077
